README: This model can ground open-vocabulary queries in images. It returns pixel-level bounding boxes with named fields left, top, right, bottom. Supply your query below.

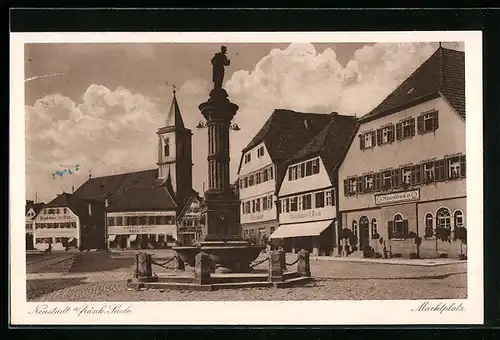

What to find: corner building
left=338, top=47, right=466, bottom=259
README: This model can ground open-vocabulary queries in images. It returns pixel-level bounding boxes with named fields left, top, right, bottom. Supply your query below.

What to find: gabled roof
left=165, top=90, right=185, bottom=130
left=26, top=202, right=45, bottom=216
left=44, top=192, right=102, bottom=223
left=177, top=195, right=201, bottom=220
left=360, top=47, right=465, bottom=122
left=106, top=186, right=177, bottom=212
left=287, top=114, right=358, bottom=183
left=73, top=169, right=159, bottom=202
left=238, top=109, right=333, bottom=173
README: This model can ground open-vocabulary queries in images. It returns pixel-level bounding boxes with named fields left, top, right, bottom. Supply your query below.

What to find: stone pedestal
left=297, top=249, right=311, bottom=277
left=134, top=252, right=153, bottom=278
left=195, top=252, right=211, bottom=284
left=268, top=250, right=284, bottom=282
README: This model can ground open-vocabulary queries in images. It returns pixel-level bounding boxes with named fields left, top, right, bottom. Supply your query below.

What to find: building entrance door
left=359, top=216, right=370, bottom=250
left=140, top=234, right=149, bottom=249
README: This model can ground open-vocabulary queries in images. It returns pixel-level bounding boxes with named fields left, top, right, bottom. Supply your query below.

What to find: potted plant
left=339, top=228, right=353, bottom=256
left=372, top=232, right=380, bottom=253
left=435, top=226, right=451, bottom=258
left=453, top=226, right=467, bottom=260
left=406, top=231, right=418, bottom=259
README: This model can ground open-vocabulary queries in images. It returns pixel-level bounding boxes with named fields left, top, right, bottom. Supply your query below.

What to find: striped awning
left=269, top=220, right=333, bottom=239
left=108, top=235, right=116, bottom=242
left=68, top=238, right=75, bottom=243
left=129, top=234, right=137, bottom=242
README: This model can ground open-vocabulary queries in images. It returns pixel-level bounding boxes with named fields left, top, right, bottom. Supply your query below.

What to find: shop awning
left=269, top=220, right=333, bottom=239
left=107, top=235, right=116, bottom=242
left=68, top=238, right=75, bottom=243
left=129, top=234, right=137, bottom=242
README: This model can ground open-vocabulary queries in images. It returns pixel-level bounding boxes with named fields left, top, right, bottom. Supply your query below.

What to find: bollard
left=297, top=249, right=311, bottom=277
left=268, top=250, right=284, bottom=282
left=194, top=252, right=211, bottom=284
left=135, top=252, right=153, bottom=279
left=278, top=248, right=286, bottom=271
left=176, top=255, right=186, bottom=271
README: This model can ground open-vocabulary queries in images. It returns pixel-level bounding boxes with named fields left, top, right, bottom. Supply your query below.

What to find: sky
left=24, top=41, right=464, bottom=203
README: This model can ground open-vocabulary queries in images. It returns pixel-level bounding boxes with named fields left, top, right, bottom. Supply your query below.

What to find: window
left=448, top=155, right=465, bottom=179
left=290, top=197, right=297, bottom=211
left=411, top=164, right=422, bottom=186
left=267, top=196, right=273, bottom=210
left=424, top=162, right=435, bottom=183
left=402, top=167, right=412, bottom=186
left=248, top=174, right=254, bottom=186
left=297, top=163, right=303, bottom=179
left=298, top=196, right=303, bottom=210
left=244, top=201, right=251, bottom=214
left=243, top=177, right=248, bottom=188
left=418, top=110, right=439, bottom=134
left=303, top=194, right=312, bottom=210
left=349, top=178, right=357, bottom=195
left=371, top=219, right=378, bottom=238
left=454, top=210, right=464, bottom=228
left=312, top=159, right=319, bottom=174
left=63, top=208, right=67, bottom=214
left=434, top=159, right=447, bottom=181
left=352, top=220, right=358, bottom=238
left=326, top=190, right=334, bottom=206
left=436, top=208, right=451, bottom=229
left=257, top=146, right=265, bottom=158
left=254, top=198, right=261, bottom=212
left=291, top=166, right=297, bottom=180
left=107, top=217, right=115, bottom=226
left=263, top=169, right=268, bottom=182
left=382, top=171, right=392, bottom=190
left=425, top=213, right=433, bottom=229
left=281, top=198, right=289, bottom=213
left=402, top=118, right=415, bottom=138
left=364, top=174, right=373, bottom=193
left=255, top=172, right=261, bottom=185
left=305, top=160, right=313, bottom=176
left=139, top=216, right=147, bottom=225
left=244, top=153, right=251, bottom=164
left=164, top=138, right=170, bottom=157
left=373, top=172, right=382, bottom=192
left=315, top=192, right=325, bottom=208
left=239, top=179, right=243, bottom=188
left=364, top=132, right=373, bottom=148
left=262, top=197, right=268, bottom=210
left=269, top=166, right=274, bottom=180
left=391, top=168, right=401, bottom=189
left=392, top=214, right=408, bottom=239
left=379, top=125, right=394, bottom=144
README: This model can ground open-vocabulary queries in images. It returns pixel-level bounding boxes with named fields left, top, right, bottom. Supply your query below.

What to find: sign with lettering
left=375, top=189, right=420, bottom=205
left=289, top=210, right=323, bottom=220
left=34, top=228, right=79, bottom=237
left=248, top=213, right=264, bottom=222
left=38, top=215, right=74, bottom=222
left=108, top=211, right=175, bottom=217
left=108, top=225, right=175, bottom=235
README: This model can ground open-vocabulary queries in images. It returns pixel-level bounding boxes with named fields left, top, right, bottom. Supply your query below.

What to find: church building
left=73, top=89, right=200, bottom=250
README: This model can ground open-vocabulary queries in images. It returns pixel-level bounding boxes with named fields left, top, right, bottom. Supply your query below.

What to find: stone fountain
left=173, top=46, right=264, bottom=273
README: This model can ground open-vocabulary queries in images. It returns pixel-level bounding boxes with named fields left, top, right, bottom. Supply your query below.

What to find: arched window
left=436, top=208, right=451, bottom=229
left=454, top=210, right=464, bottom=229
left=371, top=219, right=378, bottom=238
left=352, top=220, right=358, bottom=238
left=394, top=214, right=404, bottom=237
left=425, top=213, right=433, bottom=229
left=360, top=216, right=369, bottom=225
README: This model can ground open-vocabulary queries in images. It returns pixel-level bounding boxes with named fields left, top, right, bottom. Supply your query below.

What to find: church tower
left=157, top=88, right=193, bottom=206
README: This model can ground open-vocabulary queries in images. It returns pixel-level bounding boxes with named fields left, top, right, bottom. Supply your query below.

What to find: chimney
left=88, top=203, right=92, bottom=216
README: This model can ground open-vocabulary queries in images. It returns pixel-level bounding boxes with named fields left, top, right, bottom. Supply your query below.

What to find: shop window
left=423, top=161, right=435, bottom=184
left=382, top=171, right=392, bottom=190
left=314, top=192, right=325, bottom=208
left=363, top=174, right=373, bottom=193
left=454, top=210, right=464, bottom=228
left=417, top=110, right=439, bottom=134
left=303, top=194, right=312, bottom=210
left=290, top=197, right=298, bottom=212
left=371, top=219, right=378, bottom=238
left=436, top=208, right=451, bottom=229
left=352, top=220, right=358, bottom=238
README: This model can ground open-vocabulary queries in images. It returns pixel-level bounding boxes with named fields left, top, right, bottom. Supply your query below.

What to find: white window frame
left=364, top=133, right=373, bottom=148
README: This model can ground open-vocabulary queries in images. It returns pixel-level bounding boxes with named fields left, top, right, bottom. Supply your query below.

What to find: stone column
left=268, top=250, right=284, bottom=282
left=134, top=252, right=153, bottom=279
left=297, top=249, right=311, bottom=277
left=195, top=252, right=211, bottom=284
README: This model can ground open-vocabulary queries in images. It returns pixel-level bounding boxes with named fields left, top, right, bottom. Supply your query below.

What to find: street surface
left=26, top=251, right=467, bottom=301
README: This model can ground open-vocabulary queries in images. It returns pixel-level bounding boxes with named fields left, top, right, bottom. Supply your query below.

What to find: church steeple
left=165, top=85, right=185, bottom=130
left=156, top=86, right=193, bottom=206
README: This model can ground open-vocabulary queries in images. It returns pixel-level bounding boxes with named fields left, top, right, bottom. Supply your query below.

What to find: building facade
left=272, top=115, right=357, bottom=256
left=176, top=195, right=203, bottom=246
left=338, top=47, right=466, bottom=259
left=33, top=193, right=105, bottom=251
left=25, top=201, right=44, bottom=250
left=237, top=109, right=333, bottom=244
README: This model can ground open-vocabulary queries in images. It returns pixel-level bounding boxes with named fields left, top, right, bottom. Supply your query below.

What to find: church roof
left=287, top=114, right=358, bottom=183
left=360, top=46, right=465, bottom=122
left=106, top=186, right=177, bottom=212
left=165, top=90, right=186, bottom=130
left=238, top=109, right=333, bottom=173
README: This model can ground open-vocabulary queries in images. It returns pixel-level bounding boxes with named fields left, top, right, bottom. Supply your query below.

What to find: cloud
left=26, top=41, right=463, bottom=203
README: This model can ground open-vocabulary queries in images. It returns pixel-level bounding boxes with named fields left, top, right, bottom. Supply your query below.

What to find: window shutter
left=374, top=173, right=381, bottom=191
left=417, top=115, right=424, bottom=134
left=359, top=135, right=365, bottom=150
left=395, top=122, right=402, bottom=140
left=433, top=110, right=439, bottom=130
left=410, top=118, right=416, bottom=136
left=388, top=221, right=394, bottom=240
left=376, top=129, right=382, bottom=145
left=441, top=159, right=448, bottom=181
left=434, top=160, right=442, bottom=181
left=389, top=125, right=395, bottom=142
left=392, top=169, right=400, bottom=189
left=344, top=179, right=349, bottom=197
left=460, top=155, right=466, bottom=177
left=356, top=177, right=363, bottom=194
left=402, top=220, right=409, bottom=238
left=371, top=132, right=376, bottom=147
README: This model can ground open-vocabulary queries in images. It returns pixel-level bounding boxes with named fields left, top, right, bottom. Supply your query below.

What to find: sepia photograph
left=10, top=31, right=483, bottom=325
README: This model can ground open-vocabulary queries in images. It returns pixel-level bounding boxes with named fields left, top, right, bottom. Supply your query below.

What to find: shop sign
left=38, top=215, right=74, bottom=222
left=289, top=210, right=323, bottom=220
left=375, top=189, right=420, bottom=205
left=108, top=225, right=175, bottom=235
left=248, top=213, right=264, bottom=222
left=34, top=228, right=78, bottom=237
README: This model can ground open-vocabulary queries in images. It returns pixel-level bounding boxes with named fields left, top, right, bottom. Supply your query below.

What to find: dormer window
left=257, top=146, right=265, bottom=158
left=164, top=138, right=170, bottom=157
left=244, top=153, right=251, bottom=164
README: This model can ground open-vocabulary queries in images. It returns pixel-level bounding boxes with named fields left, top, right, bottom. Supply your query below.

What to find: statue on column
left=211, top=46, right=230, bottom=90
